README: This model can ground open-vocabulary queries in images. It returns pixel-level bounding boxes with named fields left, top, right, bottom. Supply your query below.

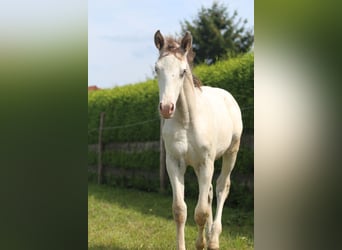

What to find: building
left=88, top=85, right=101, bottom=91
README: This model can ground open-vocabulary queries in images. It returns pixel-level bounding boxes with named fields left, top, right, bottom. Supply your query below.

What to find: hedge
left=88, top=53, right=254, bottom=144
left=88, top=53, right=254, bottom=209
left=88, top=79, right=160, bottom=144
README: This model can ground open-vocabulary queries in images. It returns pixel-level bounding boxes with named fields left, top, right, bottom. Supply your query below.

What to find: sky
left=88, top=0, right=254, bottom=88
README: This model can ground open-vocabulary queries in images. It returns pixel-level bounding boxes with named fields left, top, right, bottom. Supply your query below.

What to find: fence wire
left=88, top=118, right=160, bottom=132
left=88, top=106, right=253, bottom=132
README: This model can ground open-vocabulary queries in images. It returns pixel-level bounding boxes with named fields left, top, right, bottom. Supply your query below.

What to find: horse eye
left=155, top=66, right=159, bottom=73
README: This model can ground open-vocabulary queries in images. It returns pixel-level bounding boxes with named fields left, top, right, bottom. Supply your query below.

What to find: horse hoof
left=207, top=247, right=219, bottom=250
left=195, top=242, right=205, bottom=250
left=207, top=242, right=219, bottom=250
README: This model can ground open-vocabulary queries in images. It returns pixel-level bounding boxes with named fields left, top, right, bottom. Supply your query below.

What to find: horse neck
left=175, top=73, right=197, bottom=126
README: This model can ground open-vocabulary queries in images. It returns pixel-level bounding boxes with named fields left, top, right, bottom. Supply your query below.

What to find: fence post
left=159, top=118, right=167, bottom=192
left=98, top=112, right=105, bottom=184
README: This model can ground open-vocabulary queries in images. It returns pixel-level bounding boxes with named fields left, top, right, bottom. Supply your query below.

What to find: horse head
left=154, top=30, right=193, bottom=119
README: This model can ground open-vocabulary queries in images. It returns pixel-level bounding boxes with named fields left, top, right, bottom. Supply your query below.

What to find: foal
left=154, top=30, right=243, bottom=250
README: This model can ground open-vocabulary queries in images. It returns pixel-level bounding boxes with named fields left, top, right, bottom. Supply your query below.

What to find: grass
left=88, top=183, right=253, bottom=250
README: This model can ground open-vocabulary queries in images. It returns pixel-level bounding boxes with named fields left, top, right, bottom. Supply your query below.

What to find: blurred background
left=1, top=0, right=341, bottom=250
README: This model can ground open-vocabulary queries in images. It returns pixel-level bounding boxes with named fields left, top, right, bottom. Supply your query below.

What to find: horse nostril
left=170, top=103, right=174, bottom=111
left=159, top=102, right=175, bottom=117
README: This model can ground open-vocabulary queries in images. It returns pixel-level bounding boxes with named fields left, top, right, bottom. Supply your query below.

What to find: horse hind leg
left=208, top=137, right=241, bottom=250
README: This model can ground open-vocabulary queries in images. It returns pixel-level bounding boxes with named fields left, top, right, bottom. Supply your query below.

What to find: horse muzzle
left=159, top=102, right=175, bottom=119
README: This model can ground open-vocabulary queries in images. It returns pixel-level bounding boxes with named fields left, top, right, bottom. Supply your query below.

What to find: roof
left=88, top=85, right=101, bottom=91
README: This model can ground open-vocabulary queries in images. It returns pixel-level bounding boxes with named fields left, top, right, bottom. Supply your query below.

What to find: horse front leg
left=166, top=154, right=187, bottom=250
left=194, top=159, right=214, bottom=250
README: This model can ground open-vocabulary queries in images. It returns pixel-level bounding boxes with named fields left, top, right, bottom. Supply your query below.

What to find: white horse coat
left=154, top=30, right=242, bottom=250
left=162, top=86, right=241, bottom=166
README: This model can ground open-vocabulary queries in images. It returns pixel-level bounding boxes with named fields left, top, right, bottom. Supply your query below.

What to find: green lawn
left=88, top=183, right=253, bottom=250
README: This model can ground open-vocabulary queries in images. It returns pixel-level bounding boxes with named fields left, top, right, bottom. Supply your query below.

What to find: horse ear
left=154, top=30, right=164, bottom=50
left=181, top=31, right=192, bottom=52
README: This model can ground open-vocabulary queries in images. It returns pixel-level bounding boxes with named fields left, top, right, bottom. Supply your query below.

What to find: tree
left=180, top=2, right=254, bottom=64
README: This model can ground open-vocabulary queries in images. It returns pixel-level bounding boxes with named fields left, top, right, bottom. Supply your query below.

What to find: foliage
left=88, top=79, right=159, bottom=144
left=180, top=1, right=254, bottom=64
left=88, top=53, right=254, bottom=209
left=103, top=150, right=159, bottom=171
left=88, top=53, right=254, bottom=143
left=88, top=183, right=254, bottom=250
left=89, top=156, right=253, bottom=210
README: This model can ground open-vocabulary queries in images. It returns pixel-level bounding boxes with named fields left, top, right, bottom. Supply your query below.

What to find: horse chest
left=162, top=122, right=207, bottom=165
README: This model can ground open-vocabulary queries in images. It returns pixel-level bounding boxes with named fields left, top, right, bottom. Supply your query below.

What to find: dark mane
left=160, top=36, right=202, bottom=88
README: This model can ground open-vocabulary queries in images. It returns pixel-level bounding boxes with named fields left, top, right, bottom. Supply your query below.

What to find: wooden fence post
left=159, top=118, right=167, bottom=192
left=98, top=112, right=105, bottom=184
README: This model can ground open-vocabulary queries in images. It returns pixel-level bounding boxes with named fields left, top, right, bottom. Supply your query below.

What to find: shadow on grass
left=88, top=182, right=177, bottom=221
left=88, top=245, right=126, bottom=250
left=88, top=183, right=253, bottom=249
left=88, top=182, right=253, bottom=229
